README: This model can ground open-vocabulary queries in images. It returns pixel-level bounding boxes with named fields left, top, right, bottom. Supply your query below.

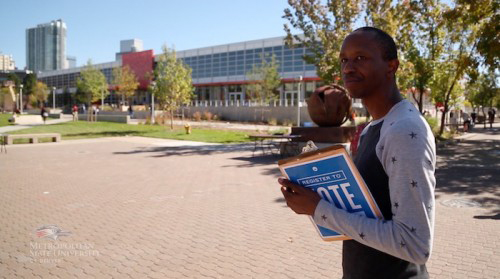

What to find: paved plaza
left=0, top=125, right=499, bottom=278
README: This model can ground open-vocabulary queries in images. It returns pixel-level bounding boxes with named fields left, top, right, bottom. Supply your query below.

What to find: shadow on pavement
left=113, top=143, right=255, bottom=157
left=435, top=139, right=500, bottom=215
left=113, top=143, right=289, bottom=176
left=224, top=155, right=282, bottom=177
left=69, top=131, right=142, bottom=137
left=274, top=197, right=288, bottom=208
left=473, top=213, right=500, bottom=220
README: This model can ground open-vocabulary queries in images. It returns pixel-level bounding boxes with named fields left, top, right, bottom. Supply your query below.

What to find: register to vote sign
left=281, top=151, right=382, bottom=241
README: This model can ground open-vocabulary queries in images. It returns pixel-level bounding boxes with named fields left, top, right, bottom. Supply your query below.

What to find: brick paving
left=0, top=125, right=499, bottom=278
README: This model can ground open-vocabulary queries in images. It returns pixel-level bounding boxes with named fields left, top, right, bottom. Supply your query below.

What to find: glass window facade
left=39, top=67, right=113, bottom=89
left=38, top=38, right=321, bottom=106
left=181, top=45, right=316, bottom=79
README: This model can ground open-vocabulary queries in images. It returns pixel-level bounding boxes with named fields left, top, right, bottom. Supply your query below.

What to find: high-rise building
left=66, top=56, right=77, bottom=68
left=26, top=19, right=67, bottom=73
left=0, top=52, right=16, bottom=70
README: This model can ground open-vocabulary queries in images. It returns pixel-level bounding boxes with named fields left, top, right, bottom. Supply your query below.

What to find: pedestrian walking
left=40, top=107, right=48, bottom=124
left=128, top=105, right=134, bottom=118
left=461, top=110, right=471, bottom=133
left=488, top=109, right=496, bottom=128
left=72, top=104, right=78, bottom=121
left=471, top=110, right=477, bottom=125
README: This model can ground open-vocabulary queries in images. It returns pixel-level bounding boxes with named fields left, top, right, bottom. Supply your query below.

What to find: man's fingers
left=279, top=178, right=317, bottom=197
left=331, top=83, right=347, bottom=92
left=278, top=178, right=302, bottom=193
left=281, top=186, right=293, bottom=199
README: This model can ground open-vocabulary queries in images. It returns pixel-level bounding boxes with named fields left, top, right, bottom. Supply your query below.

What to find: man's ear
left=387, top=59, right=399, bottom=77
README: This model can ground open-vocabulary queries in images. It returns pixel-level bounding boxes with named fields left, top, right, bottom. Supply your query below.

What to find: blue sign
left=280, top=149, right=382, bottom=241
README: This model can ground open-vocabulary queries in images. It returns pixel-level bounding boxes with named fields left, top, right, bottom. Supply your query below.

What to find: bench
left=3, top=133, right=61, bottom=145
left=249, top=134, right=301, bottom=157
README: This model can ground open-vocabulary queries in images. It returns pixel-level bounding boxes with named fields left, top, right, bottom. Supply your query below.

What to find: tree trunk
left=170, top=108, right=174, bottom=129
left=412, top=89, right=423, bottom=114
left=482, top=107, right=487, bottom=129
left=418, top=87, right=424, bottom=113
left=438, top=105, right=448, bottom=137
left=87, top=102, right=91, bottom=122
left=438, top=80, right=457, bottom=136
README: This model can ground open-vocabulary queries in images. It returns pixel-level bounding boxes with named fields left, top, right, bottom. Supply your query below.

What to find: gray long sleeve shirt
left=313, top=100, right=436, bottom=266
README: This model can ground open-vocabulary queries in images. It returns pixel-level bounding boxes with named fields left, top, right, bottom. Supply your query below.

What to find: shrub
left=203, top=111, right=213, bottom=121
left=281, top=119, right=294, bottom=127
left=100, top=105, right=114, bottom=111
left=425, top=116, right=439, bottom=135
left=272, top=128, right=289, bottom=135
left=193, top=111, right=202, bottom=121
left=155, top=113, right=167, bottom=125
left=267, top=117, right=278, bottom=126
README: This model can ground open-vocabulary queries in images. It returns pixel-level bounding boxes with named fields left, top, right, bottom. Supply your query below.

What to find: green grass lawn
left=8, top=121, right=253, bottom=144
left=0, top=113, right=14, bottom=127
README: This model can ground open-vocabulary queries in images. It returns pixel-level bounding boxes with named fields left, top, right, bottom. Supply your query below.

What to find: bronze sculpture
left=306, top=84, right=352, bottom=127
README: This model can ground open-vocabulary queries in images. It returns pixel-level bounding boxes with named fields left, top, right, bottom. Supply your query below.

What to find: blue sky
left=1, top=0, right=297, bottom=69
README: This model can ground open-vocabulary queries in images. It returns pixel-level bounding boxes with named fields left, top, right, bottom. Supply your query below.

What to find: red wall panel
left=121, top=50, right=154, bottom=90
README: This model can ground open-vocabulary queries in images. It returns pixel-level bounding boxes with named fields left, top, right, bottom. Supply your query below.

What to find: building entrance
left=284, top=91, right=298, bottom=106
left=229, top=93, right=243, bottom=102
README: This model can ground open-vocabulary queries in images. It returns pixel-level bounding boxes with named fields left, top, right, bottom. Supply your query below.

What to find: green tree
left=430, top=0, right=496, bottom=136
left=454, top=0, right=499, bottom=70
left=283, top=0, right=363, bottom=84
left=112, top=65, right=139, bottom=106
left=30, top=81, right=49, bottom=108
left=153, top=44, right=194, bottom=129
left=22, top=73, right=38, bottom=105
left=76, top=60, right=109, bottom=121
left=246, top=54, right=281, bottom=103
left=371, top=0, right=446, bottom=113
left=466, top=71, right=499, bottom=128
left=0, top=87, right=9, bottom=110
left=6, top=73, right=21, bottom=92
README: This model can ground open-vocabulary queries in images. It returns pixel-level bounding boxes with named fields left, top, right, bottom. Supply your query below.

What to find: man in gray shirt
left=279, top=27, right=436, bottom=279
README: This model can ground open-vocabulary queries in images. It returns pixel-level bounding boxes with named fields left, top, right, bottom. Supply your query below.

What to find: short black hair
left=353, top=27, right=398, bottom=61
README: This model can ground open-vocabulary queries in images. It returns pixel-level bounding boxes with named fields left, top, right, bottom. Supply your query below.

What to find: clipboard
left=278, top=145, right=383, bottom=241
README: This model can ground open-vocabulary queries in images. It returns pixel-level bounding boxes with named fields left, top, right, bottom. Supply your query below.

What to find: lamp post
left=52, top=87, right=56, bottom=111
left=297, top=75, right=303, bottom=126
left=150, top=81, right=156, bottom=124
left=19, top=84, right=24, bottom=113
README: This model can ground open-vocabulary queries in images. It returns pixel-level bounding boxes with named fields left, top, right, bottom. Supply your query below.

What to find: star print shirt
left=313, top=100, right=436, bottom=276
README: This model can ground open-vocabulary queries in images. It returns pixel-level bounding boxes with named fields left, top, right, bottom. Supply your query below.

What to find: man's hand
left=279, top=178, right=322, bottom=216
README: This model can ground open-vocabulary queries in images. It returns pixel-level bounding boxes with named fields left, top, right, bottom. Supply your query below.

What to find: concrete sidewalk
left=0, top=123, right=498, bottom=278
left=430, top=122, right=499, bottom=278
left=0, top=114, right=73, bottom=133
left=129, top=118, right=292, bottom=133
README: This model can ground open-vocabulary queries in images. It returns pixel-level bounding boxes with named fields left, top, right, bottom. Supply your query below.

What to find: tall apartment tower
left=26, top=19, right=67, bottom=73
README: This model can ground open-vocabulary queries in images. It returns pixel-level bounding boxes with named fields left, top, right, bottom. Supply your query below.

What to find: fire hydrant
left=184, top=123, right=191, bottom=134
